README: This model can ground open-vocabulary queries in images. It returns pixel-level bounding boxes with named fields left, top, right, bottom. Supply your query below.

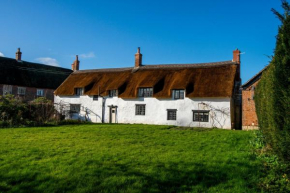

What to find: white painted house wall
left=55, top=95, right=233, bottom=129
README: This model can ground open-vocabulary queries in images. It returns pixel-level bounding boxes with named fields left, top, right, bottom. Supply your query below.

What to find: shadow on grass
left=89, top=161, right=259, bottom=192
left=0, top=159, right=260, bottom=192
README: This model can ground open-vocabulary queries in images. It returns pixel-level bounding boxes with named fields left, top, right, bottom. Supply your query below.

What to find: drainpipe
left=102, top=97, right=106, bottom=123
left=99, top=86, right=106, bottom=123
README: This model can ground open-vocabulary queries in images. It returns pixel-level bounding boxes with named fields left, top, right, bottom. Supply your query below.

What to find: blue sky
left=0, top=0, right=283, bottom=83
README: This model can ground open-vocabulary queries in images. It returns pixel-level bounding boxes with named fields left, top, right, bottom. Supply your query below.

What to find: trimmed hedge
left=255, top=0, right=290, bottom=161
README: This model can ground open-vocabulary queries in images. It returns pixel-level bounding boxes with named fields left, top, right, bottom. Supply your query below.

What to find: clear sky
left=0, top=0, right=284, bottom=83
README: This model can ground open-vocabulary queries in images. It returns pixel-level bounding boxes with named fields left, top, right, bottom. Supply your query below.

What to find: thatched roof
left=0, top=57, right=72, bottom=89
left=55, top=61, right=238, bottom=98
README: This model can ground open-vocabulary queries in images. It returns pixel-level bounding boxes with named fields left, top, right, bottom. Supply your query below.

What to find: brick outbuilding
left=241, top=67, right=267, bottom=130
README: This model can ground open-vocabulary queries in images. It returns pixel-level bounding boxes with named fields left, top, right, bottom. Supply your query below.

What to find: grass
left=0, top=124, right=261, bottom=193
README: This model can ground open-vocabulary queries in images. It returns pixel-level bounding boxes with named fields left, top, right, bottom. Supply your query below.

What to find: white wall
left=54, top=95, right=232, bottom=129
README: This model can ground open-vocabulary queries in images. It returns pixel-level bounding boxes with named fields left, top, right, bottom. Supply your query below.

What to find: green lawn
left=0, top=125, right=261, bottom=193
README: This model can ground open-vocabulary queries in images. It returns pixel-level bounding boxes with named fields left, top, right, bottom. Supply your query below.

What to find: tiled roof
left=241, top=65, right=268, bottom=89
left=0, top=57, right=73, bottom=89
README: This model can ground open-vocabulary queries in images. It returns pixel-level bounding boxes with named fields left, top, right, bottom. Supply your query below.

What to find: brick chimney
left=233, top=49, right=241, bottom=80
left=71, top=55, right=80, bottom=71
left=135, top=47, right=142, bottom=68
left=15, top=48, right=22, bottom=61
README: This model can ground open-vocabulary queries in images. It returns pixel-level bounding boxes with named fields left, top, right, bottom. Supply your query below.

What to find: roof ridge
left=241, top=65, right=268, bottom=88
left=0, top=56, right=72, bottom=71
left=74, top=60, right=235, bottom=74
left=142, top=60, right=234, bottom=66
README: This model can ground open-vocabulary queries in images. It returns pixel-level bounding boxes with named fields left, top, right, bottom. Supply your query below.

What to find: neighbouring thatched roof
left=55, top=61, right=238, bottom=98
left=0, top=57, right=73, bottom=89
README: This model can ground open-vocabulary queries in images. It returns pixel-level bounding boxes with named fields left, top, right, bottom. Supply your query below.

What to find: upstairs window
left=3, top=85, right=12, bottom=95
left=109, top=90, right=118, bottom=97
left=167, top=109, right=177, bottom=120
left=17, top=87, right=26, bottom=95
left=193, top=110, right=209, bottom=122
left=93, top=95, right=98, bottom=101
left=75, top=88, right=83, bottom=96
left=173, top=89, right=185, bottom=99
left=70, top=104, right=81, bottom=113
left=37, top=89, right=44, bottom=97
left=138, top=88, right=153, bottom=97
left=135, top=104, right=146, bottom=115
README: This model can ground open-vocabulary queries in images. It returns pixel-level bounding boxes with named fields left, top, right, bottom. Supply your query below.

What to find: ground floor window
left=3, top=85, right=12, bottom=95
left=193, top=110, right=209, bottom=122
left=70, top=104, right=81, bottom=113
left=167, top=109, right=177, bottom=120
left=37, top=89, right=44, bottom=97
left=135, top=104, right=146, bottom=115
left=17, top=87, right=26, bottom=95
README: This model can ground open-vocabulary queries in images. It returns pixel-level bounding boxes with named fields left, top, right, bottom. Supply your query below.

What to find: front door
left=110, top=107, right=116, bottom=123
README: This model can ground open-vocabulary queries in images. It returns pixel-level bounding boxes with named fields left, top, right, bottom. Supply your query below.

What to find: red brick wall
left=0, top=84, right=55, bottom=102
left=242, top=81, right=259, bottom=130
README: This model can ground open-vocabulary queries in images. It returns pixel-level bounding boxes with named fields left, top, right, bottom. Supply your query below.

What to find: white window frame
left=3, top=85, right=12, bottom=95
left=36, top=89, right=44, bottom=97
left=138, top=88, right=153, bottom=97
left=75, top=88, right=84, bottom=96
left=109, top=90, right=118, bottom=97
left=172, top=89, right=185, bottom=99
left=17, top=87, right=26, bottom=95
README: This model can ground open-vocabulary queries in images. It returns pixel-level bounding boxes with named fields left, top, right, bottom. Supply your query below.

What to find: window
left=173, top=89, right=185, bottom=99
left=70, top=104, right=81, bottom=113
left=37, top=89, right=44, bottom=97
left=75, top=88, right=83, bottom=96
left=3, top=85, right=12, bottom=95
left=93, top=95, right=98, bottom=101
left=109, top=90, right=118, bottom=97
left=17, top=87, right=26, bottom=95
left=193, top=110, right=209, bottom=122
left=138, top=88, right=153, bottom=97
left=251, top=86, right=255, bottom=100
left=167, top=109, right=177, bottom=120
left=135, top=104, right=146, bottom=115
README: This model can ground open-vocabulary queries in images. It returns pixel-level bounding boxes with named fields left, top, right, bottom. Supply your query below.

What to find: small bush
left=0, top=121, right=9, bottom=128
left=251, top=131, right=290, bottom=192
left=57, top=119, right=93, bottom=125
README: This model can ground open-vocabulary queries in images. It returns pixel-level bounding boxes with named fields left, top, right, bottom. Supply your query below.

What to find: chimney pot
left=233, top=49, right=240, bottom=63
left=15, top=48, right=22, bottom=61
left=135, top=47, right=142, bottom=68
left=72, top=55, right=80, bottom=71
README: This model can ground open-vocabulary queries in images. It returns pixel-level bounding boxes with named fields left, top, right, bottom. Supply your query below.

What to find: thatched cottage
left=55, top=48, right=241, bottom=129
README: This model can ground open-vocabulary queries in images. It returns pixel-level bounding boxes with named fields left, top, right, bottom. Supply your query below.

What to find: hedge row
left=255, top=0, right=290, bottom=162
